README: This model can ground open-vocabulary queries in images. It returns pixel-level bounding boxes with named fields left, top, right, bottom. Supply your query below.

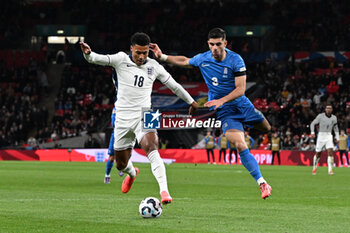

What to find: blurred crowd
left=271, top=0, right=350, bottom=51
left=1, top=0, right=350, bottom=149
left=252, top=58, right=350, bottom=150
left=2, top=1, right=350, bottom=52
left=67, top=0, right=350, bottom=53
left=0, top=56, right=48, bottom=147
left=0, top=47, right=116, bottom=147
left=1, top=51, right=349, bottom=149
left=50, top=65, right=115, bottom=142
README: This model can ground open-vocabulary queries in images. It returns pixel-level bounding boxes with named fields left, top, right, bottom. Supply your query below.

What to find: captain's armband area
left=234, top=71, right=246, bottom=77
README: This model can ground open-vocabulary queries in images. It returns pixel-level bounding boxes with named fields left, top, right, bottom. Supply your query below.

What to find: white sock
left=148, top=150, right=169, bottom=194
left=257, top=177, right=267, bottom=186
left=313, top=155, right=320, bottom=170
left=122, top=160, right=136, bottom=178
left=327, top=156, right=334, bottom=172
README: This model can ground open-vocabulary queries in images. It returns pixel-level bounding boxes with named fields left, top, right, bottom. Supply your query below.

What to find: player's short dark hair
left=131, top=32, right=150, bottom=46
left=208, top=28, right=226, bottom=40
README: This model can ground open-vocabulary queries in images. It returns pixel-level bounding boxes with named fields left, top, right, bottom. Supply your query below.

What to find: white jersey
left=310, top=113, right=339, bottom=140
left=84, top=50, right=194, bottom=148
left=85, top=52, right=170, bottom=113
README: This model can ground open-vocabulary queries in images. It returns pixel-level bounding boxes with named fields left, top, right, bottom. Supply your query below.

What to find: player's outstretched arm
left=189, top=101, right=199, bottom=115
left=80, top=42, right=91, bottom=55
left=162, top=76, right=197, bottom=114
left=80, top=42, right=113, bottom=66
left=150, top=43, right=192, bottom=68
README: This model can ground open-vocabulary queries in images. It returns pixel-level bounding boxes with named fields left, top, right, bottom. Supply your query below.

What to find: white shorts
left=315, top=134, right=334, bottom=152
left=113, top=115, right=156, bottom=151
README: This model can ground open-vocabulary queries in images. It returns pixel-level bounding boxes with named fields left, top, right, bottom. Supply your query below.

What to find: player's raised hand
left=149, top=43, right=162, bottom=59
left=80, top=42, right=91, bottom=55
left=189, top=101, right=199, bottom=115
left=204, top=99, right=225, bottom=110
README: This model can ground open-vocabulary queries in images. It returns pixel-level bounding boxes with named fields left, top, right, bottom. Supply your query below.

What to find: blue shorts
left=107, top=109, right=116, bottom=156
left=217, top=101, right=264, bottom=133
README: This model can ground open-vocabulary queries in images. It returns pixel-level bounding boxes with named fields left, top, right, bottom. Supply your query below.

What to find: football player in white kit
left=80, top=33, right=198, bottom=204
left=310, top=105, right=339, bottom=175
left=104, top=70, right=124, bottom=184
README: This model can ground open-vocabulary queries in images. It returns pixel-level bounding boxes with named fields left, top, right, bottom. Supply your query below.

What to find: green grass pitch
left=0, top=161, right=349, bottom=233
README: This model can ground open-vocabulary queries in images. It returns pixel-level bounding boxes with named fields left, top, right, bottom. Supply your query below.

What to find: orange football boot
left=121, top=167, right=139, bottom=193
left=260, top=183, right=272, bottom=200
left=160, top=191, right=173, bottom=204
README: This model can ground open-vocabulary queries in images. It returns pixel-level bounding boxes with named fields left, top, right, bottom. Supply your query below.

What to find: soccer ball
left=139, top=197, right=162, bottom=218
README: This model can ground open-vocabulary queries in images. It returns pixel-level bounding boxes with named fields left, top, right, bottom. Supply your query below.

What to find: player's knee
left=235, top=142, right=247, bottom=151
left=141, top=141, right=158, bottom=155
left=144, top=144, right=158, bottom=155
left=116, top=161, right=128, bottom=171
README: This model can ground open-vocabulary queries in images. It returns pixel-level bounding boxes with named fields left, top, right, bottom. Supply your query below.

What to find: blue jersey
left=189, top=48, right=250, bottom=110
left=189, top=49, right=264, bottom=132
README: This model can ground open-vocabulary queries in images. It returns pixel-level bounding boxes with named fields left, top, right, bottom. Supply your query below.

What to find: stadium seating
left=0, top=50, right=47, bottom=147
left=0, top=1, right=349, bottom=149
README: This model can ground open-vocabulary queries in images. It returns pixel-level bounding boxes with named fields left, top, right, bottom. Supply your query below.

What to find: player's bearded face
left=131, top=44, right=149, bottom=66
left=208, top=38, right=227, bottom=61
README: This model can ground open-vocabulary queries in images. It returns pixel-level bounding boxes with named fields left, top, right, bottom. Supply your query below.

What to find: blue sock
left=105, top=160, right=114, bottom=176
left=239, top=149, right=262, bottom=181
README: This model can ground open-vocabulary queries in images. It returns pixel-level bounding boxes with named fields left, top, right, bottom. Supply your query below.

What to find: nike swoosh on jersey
left=201, top=64, right=210, bottom=67
left=126, top=64, right=133, bottom=67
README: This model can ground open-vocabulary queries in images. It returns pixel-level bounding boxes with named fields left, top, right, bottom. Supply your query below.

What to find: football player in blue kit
left=150, top=28, right=272, bottom=199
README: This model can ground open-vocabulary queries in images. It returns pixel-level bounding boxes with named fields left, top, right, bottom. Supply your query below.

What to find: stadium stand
left=0, top=0, right=349, bottom=149
left=0, top=50, right=48, bottom=147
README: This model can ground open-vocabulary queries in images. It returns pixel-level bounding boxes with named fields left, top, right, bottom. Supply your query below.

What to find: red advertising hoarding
left=0, top=149, right=347, bottom=167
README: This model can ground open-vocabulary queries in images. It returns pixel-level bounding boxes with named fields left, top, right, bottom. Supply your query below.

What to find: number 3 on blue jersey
left=212, top=77, right=219, bottom=86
